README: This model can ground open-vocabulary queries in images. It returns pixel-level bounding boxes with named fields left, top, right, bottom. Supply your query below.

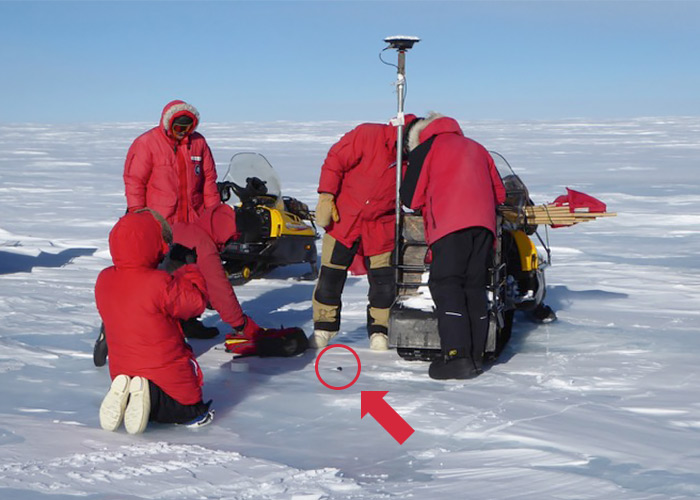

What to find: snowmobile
left=217, top=152, right=319, bottom=285
left=388, top=151, right=554, bottom=362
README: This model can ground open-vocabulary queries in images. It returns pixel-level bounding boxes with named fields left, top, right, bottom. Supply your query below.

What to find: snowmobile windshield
left=222, top=152, right=283, bottom=203
left=490, top=151, right=530, bottom=209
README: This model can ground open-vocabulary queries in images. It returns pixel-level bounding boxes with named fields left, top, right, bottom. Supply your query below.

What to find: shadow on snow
left=0, top=248, right=96, bottom=275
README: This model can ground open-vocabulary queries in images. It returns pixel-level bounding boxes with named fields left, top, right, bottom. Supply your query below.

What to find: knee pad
left=367, top=266, right=395, bottom=309
left=314, top=266, right=348, bottom=306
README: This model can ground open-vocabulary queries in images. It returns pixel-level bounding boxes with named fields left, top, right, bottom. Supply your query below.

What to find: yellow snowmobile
left=217, top=152, right=319, bottom=285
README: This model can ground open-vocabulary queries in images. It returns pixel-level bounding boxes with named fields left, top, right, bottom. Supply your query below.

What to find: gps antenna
left=382, top=35, right=420, bottom=274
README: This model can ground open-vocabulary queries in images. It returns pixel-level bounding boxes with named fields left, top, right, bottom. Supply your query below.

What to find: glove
left=224, top=335, right=257, bottom=356
left=233, top=315, right=264, bottom=339
left=225, top=315, right=265, bottom=357
left=315, top=193, right=339, bottom=228
left=169, top=243, right=197, bottom=265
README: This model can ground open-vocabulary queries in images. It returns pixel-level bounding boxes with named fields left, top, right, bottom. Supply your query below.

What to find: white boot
left=124, top=376, right=150, bottom=435
left=369, top=333, right=389, bottom=351
left=309, top=330, right=337, bottom=349
left=99, top=374, right=131, bottom=431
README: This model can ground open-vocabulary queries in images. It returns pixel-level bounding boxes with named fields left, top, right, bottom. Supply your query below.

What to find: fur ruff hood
left=160, top=100, right=200, bottom=137
left=407, top=112, right=465, bottom=152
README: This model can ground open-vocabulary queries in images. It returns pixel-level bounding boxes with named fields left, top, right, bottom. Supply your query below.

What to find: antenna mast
left=383, top=35, right=420, bottom=273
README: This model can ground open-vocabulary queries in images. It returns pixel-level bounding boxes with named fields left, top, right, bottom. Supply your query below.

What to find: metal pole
left=394, top=49, right=406, bottom=271
left=382, top=35, right=419, bottom=290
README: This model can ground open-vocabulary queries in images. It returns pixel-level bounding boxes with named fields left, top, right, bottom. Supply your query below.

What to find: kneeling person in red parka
left=168, top=203, right=263, bottom=338
left=168, top=204, right=309, bottom=357
left=95, top=211, right=214, bottom=434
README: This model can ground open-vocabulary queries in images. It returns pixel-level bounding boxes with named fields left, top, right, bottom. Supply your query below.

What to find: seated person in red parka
left=96, top=210, right=214, bottom=434
left=401, top=112, right=507, bottom=381
left=167, top=203, right=263, bottom=339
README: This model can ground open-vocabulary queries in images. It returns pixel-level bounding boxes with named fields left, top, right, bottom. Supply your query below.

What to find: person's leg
left=366, top=251, right=394, bottom=350
left=180, top=317, right=219, bottom=339
left=429, top=231, right=470, bottom=355
left=428, top=229, right=486, bottom=380
left=311, top=233, right=358, bottom=347
left=148, top=381, right=211, bottom=425
left=463, top=228, right=494, bottom=370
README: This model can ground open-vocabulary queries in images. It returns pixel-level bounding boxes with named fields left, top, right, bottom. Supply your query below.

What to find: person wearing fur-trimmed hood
left=401, top=112, right=507, bottom=380
left=123, top=100, right=221, bottom=225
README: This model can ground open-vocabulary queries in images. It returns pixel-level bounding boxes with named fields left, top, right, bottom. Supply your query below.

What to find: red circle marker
left=315, top=344, right=361, bottom=390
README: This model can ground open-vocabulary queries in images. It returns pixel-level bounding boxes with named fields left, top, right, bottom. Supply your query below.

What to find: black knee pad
left=367, top=266, right=395, bottom=309
left=314, top=266, right=348, bottom=306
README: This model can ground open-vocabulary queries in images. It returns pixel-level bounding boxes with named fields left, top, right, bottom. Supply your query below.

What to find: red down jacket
left=172, top=204, right=245, bottom=331
left=317, top=117, right=415, bottom=256
left=124, top=100, right=221, bottom=225
left=95, top=211, right=208, bottom=405
left=407, top=115, right=506, bottom=246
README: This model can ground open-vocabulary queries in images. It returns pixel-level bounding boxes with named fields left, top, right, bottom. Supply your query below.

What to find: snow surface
left=1, top=117, right=700, bottom=499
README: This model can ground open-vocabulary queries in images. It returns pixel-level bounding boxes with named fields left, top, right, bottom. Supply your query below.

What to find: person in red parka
left=168, top=203, right=263, bottom=339
left=124, top=100, right=221, bottom=225
left=310, top=115, right=416, bottom=351
left=401, top=112, right=507, bottom=380
left=95, top=211, right=214, bottom=434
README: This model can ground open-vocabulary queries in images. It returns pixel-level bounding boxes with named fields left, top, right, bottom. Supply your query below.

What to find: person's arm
left=162, top=264, right=208, bottom=320
left=194, top=237, right=246, bottom=330
left=123, top=139, right=152, bottom=211
left=317, top=126, right=365, bottom=195
left=201, top=141, right=221, bottom=208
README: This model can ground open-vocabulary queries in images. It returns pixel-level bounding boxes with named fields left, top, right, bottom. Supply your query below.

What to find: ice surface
left=1, top=117, right=699, bottom=499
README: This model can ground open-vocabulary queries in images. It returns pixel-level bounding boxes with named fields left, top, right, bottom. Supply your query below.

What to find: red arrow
left=361, top=391, right=414, bottom=444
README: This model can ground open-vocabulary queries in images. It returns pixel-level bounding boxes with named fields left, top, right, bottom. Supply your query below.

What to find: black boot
left=429, top=350, right=483, bottom=380
left=531, top=303, right=557, bottom=323
left=93, top=324, right=108, bottom=367
left=181, top=318, right=220, bottom=339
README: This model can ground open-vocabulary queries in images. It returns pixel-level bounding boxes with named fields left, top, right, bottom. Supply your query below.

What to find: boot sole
left=124, top=376, right=150, bottom=434
left=99, top=374, right=131, bottom=431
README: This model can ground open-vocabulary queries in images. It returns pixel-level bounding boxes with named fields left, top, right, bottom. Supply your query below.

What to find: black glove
left=169, top=243, right=197, bottom=265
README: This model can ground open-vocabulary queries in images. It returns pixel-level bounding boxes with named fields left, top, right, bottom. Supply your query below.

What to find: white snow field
left=1, top=117, right=699, bottom=499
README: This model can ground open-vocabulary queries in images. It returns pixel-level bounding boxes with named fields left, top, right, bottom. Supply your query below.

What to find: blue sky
left=2, top=0, right=699, bottom=123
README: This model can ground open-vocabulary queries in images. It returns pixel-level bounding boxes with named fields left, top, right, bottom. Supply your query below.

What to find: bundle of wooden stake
left=498, top=204, right=617, bottom=227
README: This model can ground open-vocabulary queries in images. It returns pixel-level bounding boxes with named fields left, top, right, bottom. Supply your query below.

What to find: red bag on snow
left=224, top=327, right=308, bottom=357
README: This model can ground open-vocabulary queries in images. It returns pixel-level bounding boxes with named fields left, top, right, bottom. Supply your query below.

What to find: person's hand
left=233, top=315, right=264, bottom=339
left=169, top=243, right=197, bottom=264
left=315, top=193, right=339, bottom=228
left=223, top=335, right=256, bottom=356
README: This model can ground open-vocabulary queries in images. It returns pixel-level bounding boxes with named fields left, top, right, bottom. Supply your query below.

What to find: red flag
left=554, top=188, right=607, bottom=213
